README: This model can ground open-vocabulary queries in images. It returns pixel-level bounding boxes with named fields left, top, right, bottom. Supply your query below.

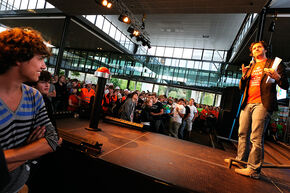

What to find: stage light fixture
left=132, top=30, right=140, bottom=37
left=96, top=0, right=112, bottom=8
left=118, top=14, right=131, bottom=24
left=127, top=26, right=134, bottom=33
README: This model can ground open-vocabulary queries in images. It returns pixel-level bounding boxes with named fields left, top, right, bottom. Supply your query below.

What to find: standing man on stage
left=0, top=27, right=62, bottom=192
left=225, top=41, right=288, bottom=179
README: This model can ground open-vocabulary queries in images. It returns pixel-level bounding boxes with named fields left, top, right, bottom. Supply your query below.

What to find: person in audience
left=80, top=82, right=95, bottom=105
left=54, top=74, right=68, bottom=111
left=0, top=27, right=62, bottom=193
left=46, top=77, right=56, bottom=112
left=140, top=99, right=153, bottom=130
left=102, top=85, right=113, bottom=115
left=29, top=71, right=57, bottom=128
left=119, top=92, right=138, bottom=122
left=169, top=99, right=185, bottom=138
left=184, top=98, right=198, bottom=140
left=178, top=100, right=191, bottom=139
left=68, top=87, right=81, bottom=113
left=150, top=93, right=164, bottom=133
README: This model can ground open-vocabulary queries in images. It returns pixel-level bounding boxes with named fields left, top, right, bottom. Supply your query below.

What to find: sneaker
left=234, top=168, right=260, bottom=179
left=224, top=158, right=244, bottom=168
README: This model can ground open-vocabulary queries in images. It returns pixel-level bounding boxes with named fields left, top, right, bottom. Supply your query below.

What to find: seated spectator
left=119, top=92, right=138, bottom=122
left=68, top=88, right=81, bottom=112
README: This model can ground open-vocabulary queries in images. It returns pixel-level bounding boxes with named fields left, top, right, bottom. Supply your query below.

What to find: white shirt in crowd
left=188, top=104, right=198, bottom=120
left=172, top=104, right=185, bottom=124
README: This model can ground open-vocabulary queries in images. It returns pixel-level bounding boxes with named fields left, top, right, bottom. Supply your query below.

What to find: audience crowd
left=40, top=73, right=220, bottom=141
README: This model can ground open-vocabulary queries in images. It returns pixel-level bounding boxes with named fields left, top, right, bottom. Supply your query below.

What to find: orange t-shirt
left=68, top=94, right=79, bottom=111
left=247, top=61, right=266, bottom=104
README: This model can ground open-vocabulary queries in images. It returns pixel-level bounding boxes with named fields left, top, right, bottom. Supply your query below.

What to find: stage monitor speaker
left=216, top=110, right=239, bottom=140
left=217, top=86, right=241, bottom=140
left=220, top=86, right=241, bottom=113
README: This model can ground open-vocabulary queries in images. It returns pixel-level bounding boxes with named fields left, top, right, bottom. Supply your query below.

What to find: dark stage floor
left=28, top=118, right=290, bottom=193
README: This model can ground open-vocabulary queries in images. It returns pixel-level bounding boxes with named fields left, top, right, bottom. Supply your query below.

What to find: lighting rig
left=96, top=0, right=151, bottom=49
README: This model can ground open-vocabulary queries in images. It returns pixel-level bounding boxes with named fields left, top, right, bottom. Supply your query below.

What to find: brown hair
left=0, top=27, right=51, bottom=74
left=249, top=41, right=267, bottom=56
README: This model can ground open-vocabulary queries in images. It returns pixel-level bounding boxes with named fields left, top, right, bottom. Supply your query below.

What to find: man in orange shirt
left=225, top=41, right=288, bottom=179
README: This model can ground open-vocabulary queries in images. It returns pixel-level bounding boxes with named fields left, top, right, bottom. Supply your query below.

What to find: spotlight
left=96, top=0, right=112, bottom=8
left=127, top=26, right=134, bottom=33
left=132, top=30, right=140, bottom=37
left=118, top=14, right=131, bottom=24
left=127, top=26, right=140, bottom=37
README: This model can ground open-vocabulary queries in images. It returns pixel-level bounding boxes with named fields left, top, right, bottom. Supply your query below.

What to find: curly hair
left=249, top=41, right=267, bottom=56
left=0, top=27, right=51, bottom=74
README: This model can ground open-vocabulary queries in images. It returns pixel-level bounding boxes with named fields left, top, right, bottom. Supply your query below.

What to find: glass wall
left=83, top=15, right=135, bottom=53
left=1, top=0, right=54, bottom=11
left=47, top=48, right=240, bottom=90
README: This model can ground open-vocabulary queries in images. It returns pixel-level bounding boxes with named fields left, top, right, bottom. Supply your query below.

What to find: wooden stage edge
left=57, top=118, right=290, bottom=193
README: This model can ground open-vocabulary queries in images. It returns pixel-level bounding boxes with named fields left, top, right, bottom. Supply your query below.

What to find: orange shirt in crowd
left=200, top=109, right=208, bottom=120
left=68, top=94, right=80, bottom=111
left=81, top=88, right=95, bottom=103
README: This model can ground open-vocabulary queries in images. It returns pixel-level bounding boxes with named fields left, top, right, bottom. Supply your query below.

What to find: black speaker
left=217, top=110, right=239, bottom=140
left=220, top=86, right=241, bottom=113
left=217, top=87, right=241, bottom=140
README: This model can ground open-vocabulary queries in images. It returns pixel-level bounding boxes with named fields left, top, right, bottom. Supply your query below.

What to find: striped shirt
left=0, top=84, right=58, bottom=150
left=0, top=84, right=59, bottom=193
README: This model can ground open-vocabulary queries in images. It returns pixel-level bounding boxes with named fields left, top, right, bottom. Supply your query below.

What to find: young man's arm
left=4, top=137, right=62, bottom=171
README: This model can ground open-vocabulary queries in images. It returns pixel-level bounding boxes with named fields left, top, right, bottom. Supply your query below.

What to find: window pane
left=148, top=46, right=156, bottom=55
left=194, top=61, right=202, bottom=69
left=165, top=58, right=172, bottom=66
left=20, top=0, right=28, bottom=9
left=187, top=61, right=194, bottom=68
left=202, top=50, right=213, bottom=60
left=45, top=2, right=55, bottom=8
left=102, top=19, right=110, bottom=34
left=213, top=50, right=224, bottom=61
left=192, top=49, right=203, bottom=60
left=86, top=15, right=96, bottom=24
left=183, top=48, right=192, bottom=59
left=156, top=47, right=165, bottom=57
left=164, top=47, right=173, bottom=57
left=96, top=15, right=104, bottom=29
left=28, top=0, right=37, bottom=9
left=173, top=48, right=183, bottom=58
left=115, top=30, right=121, bottom=42
left=109, top=25, right=116, bottom=38
left=202, top=62, right=210, bottom=71
left=36, top=0, right=45, bottom=9
left=172, top=59, right=179, bottom=67
left=120, top=34, right=126, bottom=46
left=179, top=60, right=186, bottom=68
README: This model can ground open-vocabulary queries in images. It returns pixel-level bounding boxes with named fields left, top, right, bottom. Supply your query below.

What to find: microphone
left=242, top=58, right=255, bottom=78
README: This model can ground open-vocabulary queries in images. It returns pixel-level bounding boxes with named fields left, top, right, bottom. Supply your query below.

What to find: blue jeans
left=237, top=103, right=271, bottom=172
